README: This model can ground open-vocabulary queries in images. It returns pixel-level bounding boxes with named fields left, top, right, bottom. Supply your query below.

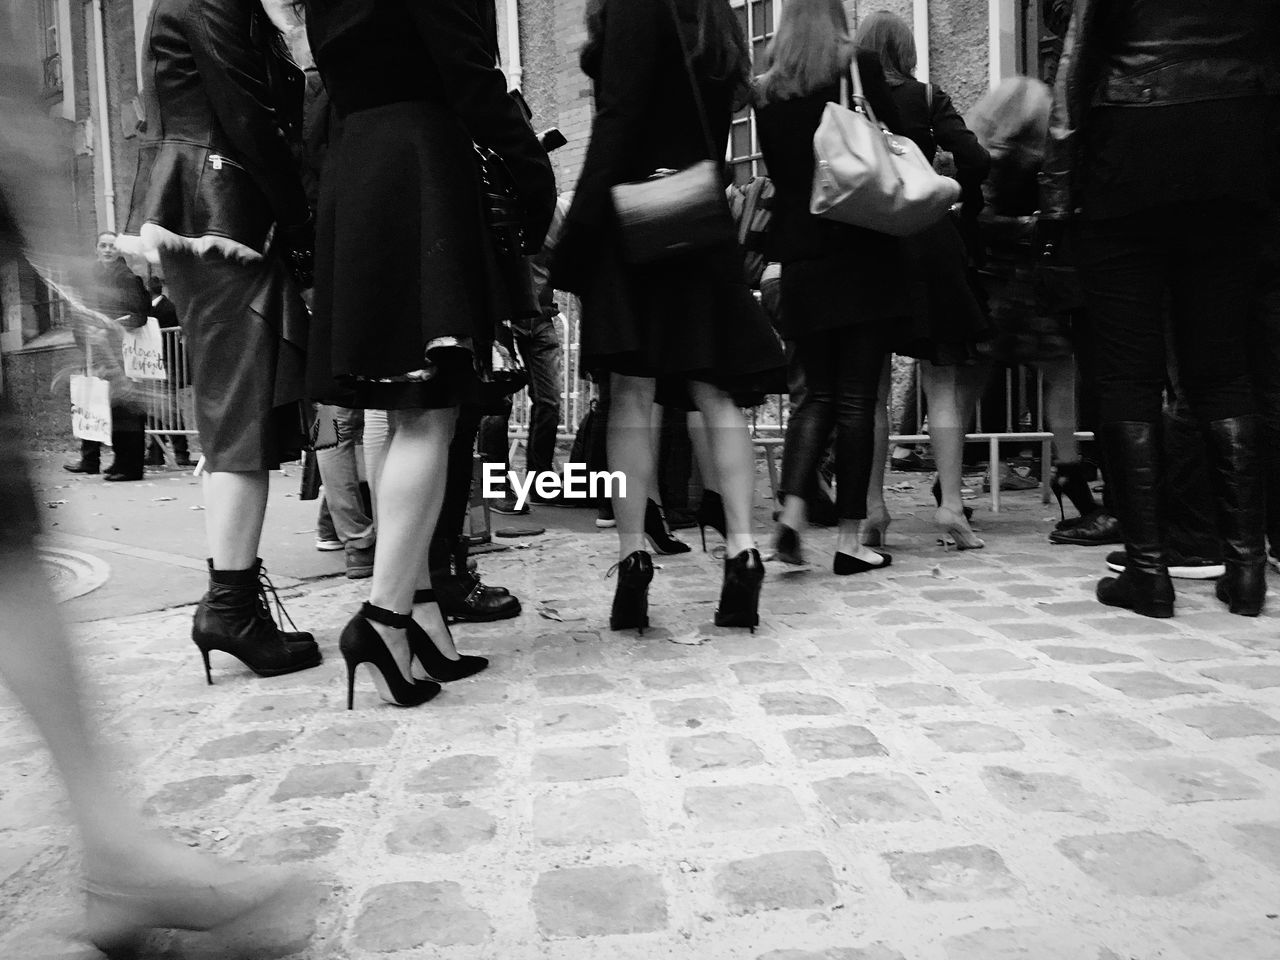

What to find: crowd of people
left=1, top=0, right=1279, bottom=950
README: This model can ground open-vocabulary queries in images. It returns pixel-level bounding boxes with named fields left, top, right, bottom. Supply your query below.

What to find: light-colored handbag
left=810, top=60, right=960, bottom=236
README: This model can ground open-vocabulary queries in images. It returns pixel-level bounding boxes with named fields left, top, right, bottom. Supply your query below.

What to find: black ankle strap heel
left=361, top=602, right=414, bottom=628
left=406, top=590, right=489, bottom=682
left=340, top=604, right=441, bottom=709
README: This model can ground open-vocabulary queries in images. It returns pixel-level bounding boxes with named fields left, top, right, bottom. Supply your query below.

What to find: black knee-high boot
left=1203, top=415, right=1267, bottom=616
left=1095, top=421, right=1175, bottom=618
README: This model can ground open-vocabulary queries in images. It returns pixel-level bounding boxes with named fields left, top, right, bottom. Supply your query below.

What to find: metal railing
left=141, top=327, right=197, bottom=437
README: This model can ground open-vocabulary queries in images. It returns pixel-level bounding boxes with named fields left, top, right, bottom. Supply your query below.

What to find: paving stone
left=229, top=694, right=321, bottom=723
left=1045, top=714, right=1171, bottom=752
left=980, top=767, right=1105, bottom=819
left=1164, top=703, right=1280, bottom=739
left=841, top=655, right=916, bottom=680
left=642, top=669, right=714, bottom=691
left=534, top=644, right=608, bottom=671
left=145, top=774, right=254, bottom=815
left=758, top=947, right=905, bottom=960
left=387, top=806, right=498, bottom=855
left=920, top=588, right=987, bottom=604
left=874, top=683, right=966, bottom=708
left=731, top=661, right=812, bottom=685
left=534, top=745, right=629, bottom=782
left=538, top=703, right=622, bottom=734
left=885, top=845, right=1020, bottom=901
left=898, top=627, right=987, bottom=649
left=922, top=721, right=1025, bottom=753
left=713, top=850, right=836, bottom=914
left=651, top=697, right=732, bottom=728
left=1036, top=645, right=1140, bottom=665
left=964, top=606, right=1029, bottom=622
left=1084, top=617, right=1178, bottom=636
left=982, top=679, right=1099, bottom=708
left=1225, top=822, right=1280, bottom=874
left=944, top=927, right=1106, bottom=960
left=876, top=609, right=941, bottom=626
left=809, top=631, right=886, bottom=653
left=407, top=755, right=502, bottom=793
left=532, top=865, right=667, bottom=938
left=1140, top=638, right=1236, bottom=662
left=533, top=787, right=648, bottom=845
left=1121, top=757, right=1264, bottom=803
left=785, top=725, right=887, bottom=761
left=669, top=732, right=764, bottom=772
left=931, top=649, right=1033, bottom=674
left=684, top=784, right=804, bottom=831
left=272, top=763, right=374, bottom=802
left=195, top=729, right=300, bottom=760
left=1199, top=664, right=1280, bottom=689
left=990, top=622, right=1081, bottom=641
left=760, top=692, right=844, bottom=716
left=535, top=674, right=616, bottom=697
left=351, top=881, right=491, bottom=950
left=237, top=825, right=343, bottom=863
left=812, top=772, right=940, bottom=823
left=298, top=721, right=396, bottom=751
left=1170, top=924, right=1280, bottom=960
left=1038, top=600, right=1109, bottom=617
left=1056, top=831, right=1211, bottom=895
left=1091, top=670, right=1215, bottom=700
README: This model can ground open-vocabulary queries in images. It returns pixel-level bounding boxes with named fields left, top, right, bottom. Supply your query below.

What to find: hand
left=277, top=220, right=315, bottom=289
left=1034, top=215, right=1067, bottom=261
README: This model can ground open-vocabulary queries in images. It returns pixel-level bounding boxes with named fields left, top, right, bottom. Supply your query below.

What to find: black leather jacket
left=1041, top=0, right=1280, bottom=219
left=124, top=0, right=307, bottom=257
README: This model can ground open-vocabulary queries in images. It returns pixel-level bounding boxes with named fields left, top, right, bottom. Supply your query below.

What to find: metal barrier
left=141, top=327, right=197, bottom=438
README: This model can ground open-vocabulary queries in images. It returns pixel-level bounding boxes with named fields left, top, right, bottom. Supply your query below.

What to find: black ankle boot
left=1204, top=416, right=1267, bottom=616
left=1094, top=422, right=1175, bottom=618
left=609, top=550, right=653, bottom=633
left=192, top=560, right=321, bottom=682
left=715, top=548, right=764, bottom=631
left=452, top=541, right=509, bottom=598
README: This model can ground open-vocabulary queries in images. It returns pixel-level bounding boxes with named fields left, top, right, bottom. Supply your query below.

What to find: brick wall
left=2, top=341, right=81, bottom=450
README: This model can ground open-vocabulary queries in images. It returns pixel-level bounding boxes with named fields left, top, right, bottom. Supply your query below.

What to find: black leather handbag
left=609, top=0, right=736, bottom=264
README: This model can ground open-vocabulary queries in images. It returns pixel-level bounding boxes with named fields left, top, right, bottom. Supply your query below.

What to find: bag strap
left=660, top=0, right=718, bottom=162
left=843, top=55, right=882, bottom=127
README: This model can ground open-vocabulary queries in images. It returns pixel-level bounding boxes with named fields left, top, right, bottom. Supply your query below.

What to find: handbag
left=479, top=322, right=530, bottom=415
left=609, top=0, right=737, bottom=264
left=810, top=61, right=960, bottom=236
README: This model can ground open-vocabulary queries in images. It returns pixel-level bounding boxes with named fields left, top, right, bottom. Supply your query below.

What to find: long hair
left=754, top=0, right=853, bottom=104
left=854, top=10, right=917, bottom=81
left=969, top=76, right=1052, bottom=160
left=581, top=0, right=751, bottom=104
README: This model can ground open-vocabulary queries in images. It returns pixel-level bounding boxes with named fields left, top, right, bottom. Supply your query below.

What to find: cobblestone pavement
left=2, top=487, right=1279, bottom=959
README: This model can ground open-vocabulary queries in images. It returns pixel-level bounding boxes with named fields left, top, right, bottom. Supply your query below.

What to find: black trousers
left=780, top=325, right=885, bottom=520
left=1255, top=216, right=1280, bottom=555
left=429, top=403, right=483, bottom=576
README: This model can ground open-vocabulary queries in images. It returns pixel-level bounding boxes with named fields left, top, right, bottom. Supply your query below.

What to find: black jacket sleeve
left=929, top=86, right=989, bottom=217
left=407, top=0, right=556, bottom=250
left=186, top=0, right=309, bottom=228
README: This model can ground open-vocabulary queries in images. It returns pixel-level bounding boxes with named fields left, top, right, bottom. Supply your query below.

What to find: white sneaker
left=315, top=537, right=343, bottom=552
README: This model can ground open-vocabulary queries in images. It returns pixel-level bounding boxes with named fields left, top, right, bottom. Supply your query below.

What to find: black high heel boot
left=1204, top=416, right=1267, bottom=616
left=644, top=500, right=691, bottom=555
left=1050, top=461, right=1099, bottom=522
left=932, top=477, right=974, bottom=522
left=695, top=490, right=727, bottom=552
left=408, top=589, right=490, bottom=680
left=715, top=548, right=765, bottom=631
left=340, top=603, right=442, bottom=709
left=608, top=550, right=653, bottom=633
left=1095, top=422, right=1175, bottom=619
left=192, top=560, right=321, bottom=683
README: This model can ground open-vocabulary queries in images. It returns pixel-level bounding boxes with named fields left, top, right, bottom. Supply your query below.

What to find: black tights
left=428, top=403, right=483, bottom=576
left=780, top=326, right=885, bottom=520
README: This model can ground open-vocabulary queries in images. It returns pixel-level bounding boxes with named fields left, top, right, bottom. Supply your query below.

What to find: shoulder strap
left=661, top=0, right=719, bottom=162
left=845, top=55, right=881, bottom=126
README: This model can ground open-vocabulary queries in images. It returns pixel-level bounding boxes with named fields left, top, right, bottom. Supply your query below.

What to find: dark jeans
left=780, top=326, right=885, bottom=520
left=429, top=403, right=483, bottom=576
left=1256, top=218, right=1280, bottom=556
left=1163, top=399, right=1222, bottom=561
left=1076, top=203, right=1259, bottom=425
left=82, top=406, right=145, bottom=474
left=513, top=312, right=562, bottom=475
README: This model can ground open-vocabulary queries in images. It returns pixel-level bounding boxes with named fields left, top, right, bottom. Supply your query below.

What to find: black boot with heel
left=1204, top=416, right=1267, bottom=616
left=715, top=548, right=764, bottom=631
left=608, top=550, right=653, bottom=633
left=408, top=588, right=490, bottom=681
left=340, top=603, right=441, bottom=709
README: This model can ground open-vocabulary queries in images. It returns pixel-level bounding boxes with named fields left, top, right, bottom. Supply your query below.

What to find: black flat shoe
left=608, top=550, right=653, bottom=633
left=103, top=472, right=144, bottom=482
left=644, top=500, right=690, bottom=555
left=64, top=461, right=99, bottom=474
left=1049, top=509, right=1123, bottom=545
left=408, top=589, right=490, bottom=681
left=341, top=603, right=441, bottom=709
left=833, top=551, right=892, bottom=575
left=773, top=524, right=804, bottom=565
left=715, top=548, right=764, bottom=631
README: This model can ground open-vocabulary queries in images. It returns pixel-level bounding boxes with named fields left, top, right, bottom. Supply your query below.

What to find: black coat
left=886, top=77, right=990, bottom=220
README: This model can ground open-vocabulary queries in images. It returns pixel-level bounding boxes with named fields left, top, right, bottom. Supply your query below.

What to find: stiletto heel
left=408, top=589, right=489, bottom=681
left=695, top=491, right=727, bottom=552
left=772, top=524, right=804, bottom=565
left=932, top=477, right=974, bottom=523
left=1050, top=461, right=1099, bottom=525
left=644, top=500, right=691, bottom=555
left=340, top=603, right=441, bottom=708
left=608, top=550, right=653, bottom=633
left=715, top=548, right=764, bottom=630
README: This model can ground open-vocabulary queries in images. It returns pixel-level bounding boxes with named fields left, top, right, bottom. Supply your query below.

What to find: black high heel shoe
left=715, top=548, right=764, bottom=631
left=408, top=589, right=490, bottom=680
left=1049, top=461, right=1099, bottom=523
left=645, top=500, right=691, bottom=555
left=932, top=477, right=974, bottom=522
left=695, top=490, right=727, bottom=552
left=608, top=550, right=653, bottom=633
left=772, top=524, right=804, bottom=565
left=340, top=603, right=442, bottom=709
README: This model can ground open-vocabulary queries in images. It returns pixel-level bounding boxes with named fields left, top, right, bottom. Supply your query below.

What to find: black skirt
left=308, top=100, right=492, bottom=409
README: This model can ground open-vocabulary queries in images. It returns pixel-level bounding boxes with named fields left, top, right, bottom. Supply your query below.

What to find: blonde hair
left=754, top=0, right=854, bottom=104
left=969, top=76, right=1052, bottom=158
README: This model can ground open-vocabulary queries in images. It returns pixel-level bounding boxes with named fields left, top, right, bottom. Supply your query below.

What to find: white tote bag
left=122, top=317, right=168, bottom=381
left=70, top=374, right=112, bottom=443
left=810, top=61, right=960, bottom=236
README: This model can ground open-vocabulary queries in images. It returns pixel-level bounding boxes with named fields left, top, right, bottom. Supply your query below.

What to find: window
left=39, top=0, right=62, bottom=99
left=727, top=0, right=781, bottom=186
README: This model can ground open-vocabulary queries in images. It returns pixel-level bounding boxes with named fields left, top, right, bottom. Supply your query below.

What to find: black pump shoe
left=695, top=491, right=727, bottom=552
left=834, top=551, right=892, bottom=575
left=644, top=500, right=690, bottom=555
left=773, top=524, right=804, bottom=565
left=341, top=603, right=441, bottom=709
left=408, top=589, right=490, bottom=680
left=608, top=550, right=653, bottom=633
left=715, top=548, right=764, bottom=631
left=1050, top=461, right=1099, bottom=523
